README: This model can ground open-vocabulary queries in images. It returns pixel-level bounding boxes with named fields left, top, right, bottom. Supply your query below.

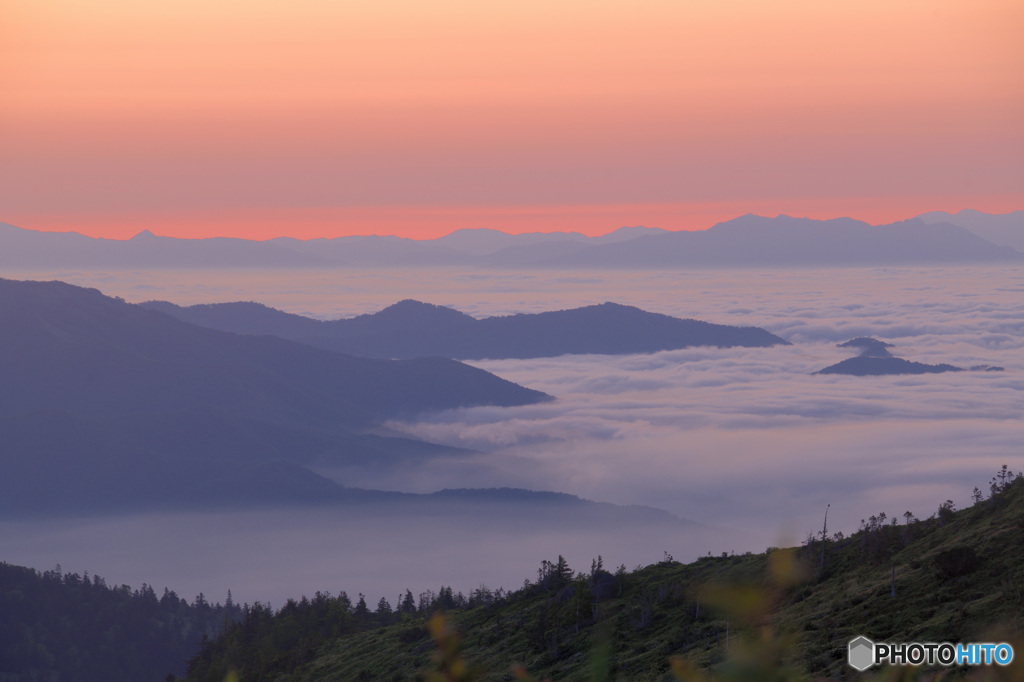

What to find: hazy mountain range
left=0, top=279, right=714, bottom=535
left=140, top=299, right=789, bottom=360
left=0, top=279, right=550, bottom=514
left=1, top=210, right=1020, bottom=269
left=918, top=209, right=1024, bottom=251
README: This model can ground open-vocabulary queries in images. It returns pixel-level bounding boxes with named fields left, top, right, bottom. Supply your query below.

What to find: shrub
left=933, top=546, right=981, bottom=579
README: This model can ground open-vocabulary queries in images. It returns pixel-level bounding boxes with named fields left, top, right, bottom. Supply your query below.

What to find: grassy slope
left=189, top=477, right=1024, bottom=681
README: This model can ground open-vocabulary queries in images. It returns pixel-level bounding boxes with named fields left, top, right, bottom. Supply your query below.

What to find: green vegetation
left=182, top=467, right=1024, bottom=681
left=0, top=562, right=241, bottom=681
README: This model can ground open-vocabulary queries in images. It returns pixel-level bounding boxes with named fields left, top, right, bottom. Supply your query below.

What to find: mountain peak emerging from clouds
left=836, top=337, right=894, bottom=358
left=817, top=337, right=968, bottom=376
left=817, top=334, right=1005, bottom=376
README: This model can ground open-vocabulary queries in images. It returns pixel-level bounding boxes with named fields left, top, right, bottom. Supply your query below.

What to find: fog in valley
left=2, top=265, right=1021, bottom=608
left=0, top=505, right=740, bottom=609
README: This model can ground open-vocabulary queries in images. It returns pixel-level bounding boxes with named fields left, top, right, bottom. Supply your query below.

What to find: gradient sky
left=2, top=0, right=1022, bottom=240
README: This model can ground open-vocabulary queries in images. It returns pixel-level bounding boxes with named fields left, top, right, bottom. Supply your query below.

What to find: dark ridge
left=140, top=299, right=325, bottom=337
left=969, top=364, right=1005, bottom=372
left=815, top=356, right=963, bottom=376
left=143, top=298, right=790, bottom=360
left=812, top=336, right=999, bottom=376
left=429, top=487, right=588, bottom=503
left=0, top=278, right=549, bottom=515
left=836, top=337, right=894, bottom=357
left=0, top=279, right=547, bottom=422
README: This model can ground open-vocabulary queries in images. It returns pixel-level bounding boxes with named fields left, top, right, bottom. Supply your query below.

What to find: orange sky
left=2, top=0, right=1022, bottom=240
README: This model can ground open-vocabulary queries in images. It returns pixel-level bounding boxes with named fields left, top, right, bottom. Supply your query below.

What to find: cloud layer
left=369, top=265, right=1024, bottom=540
left=4, top=264, right=1022, bottom=604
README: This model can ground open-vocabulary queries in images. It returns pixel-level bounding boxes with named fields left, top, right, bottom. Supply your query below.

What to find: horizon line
left=4, top=206, right=1018, bottom=244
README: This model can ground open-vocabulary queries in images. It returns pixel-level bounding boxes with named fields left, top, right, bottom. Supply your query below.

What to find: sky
left=2, top=0, right=1022, bottom=240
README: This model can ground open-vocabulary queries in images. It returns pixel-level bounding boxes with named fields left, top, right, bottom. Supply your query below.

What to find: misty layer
left=371, top=266, right=1023, bottom=543
left=1, top=265, right=1020, bottom=612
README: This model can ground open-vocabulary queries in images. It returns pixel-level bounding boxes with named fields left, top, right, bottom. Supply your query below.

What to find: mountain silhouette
left=815, top=337, right=965, bottom=375
left=0, top=213, right=1018, bottom=268
left=916, top=209, right=1024, bottom=251
left=141, top=299, right=790, bottom=360
left=835, top=337, right=893, bottom=357
left=0, top=279, right=550, bottom=514
left=815, top=356, right=963, bottom=376
left=542, top=215, right=1022, bottom=268
left=1, top=280, right=546, bottom=421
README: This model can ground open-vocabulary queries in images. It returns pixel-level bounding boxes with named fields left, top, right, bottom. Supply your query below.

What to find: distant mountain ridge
left=1, top=210, right=1020, bottom=268
left=0, top=280, right=546, bottom=420
left=541, top=215, right=1020, bottom=268
left=917, top=209, right=1024, bottom=251
left=141, top=299, right=790, bottom=360
left=0, top=278, right=550, bottom=515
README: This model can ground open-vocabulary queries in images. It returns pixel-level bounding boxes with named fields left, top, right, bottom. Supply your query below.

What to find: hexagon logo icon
left=848, top=636, right=875, bottom=671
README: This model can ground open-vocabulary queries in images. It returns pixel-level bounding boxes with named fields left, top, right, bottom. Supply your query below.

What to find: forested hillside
left=182, top=467, right=1024, bottom=681
left=0, top=563, right=241, bottom=681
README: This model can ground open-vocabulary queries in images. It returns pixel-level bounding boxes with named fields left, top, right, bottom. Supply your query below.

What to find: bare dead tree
left=819, top=504, right=830, bottom=572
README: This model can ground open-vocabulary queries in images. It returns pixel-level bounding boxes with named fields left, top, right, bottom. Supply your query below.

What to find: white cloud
left=376, top=265, right=1024, bottom=544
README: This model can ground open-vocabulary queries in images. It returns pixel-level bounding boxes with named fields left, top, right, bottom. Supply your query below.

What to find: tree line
left=0, top=562, right=241, bottom=682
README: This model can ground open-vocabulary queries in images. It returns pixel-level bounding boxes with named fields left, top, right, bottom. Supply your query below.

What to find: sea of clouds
left=2, top=264, right=1022, bottom=605
left=327, top=265, right=1024, bottom=538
